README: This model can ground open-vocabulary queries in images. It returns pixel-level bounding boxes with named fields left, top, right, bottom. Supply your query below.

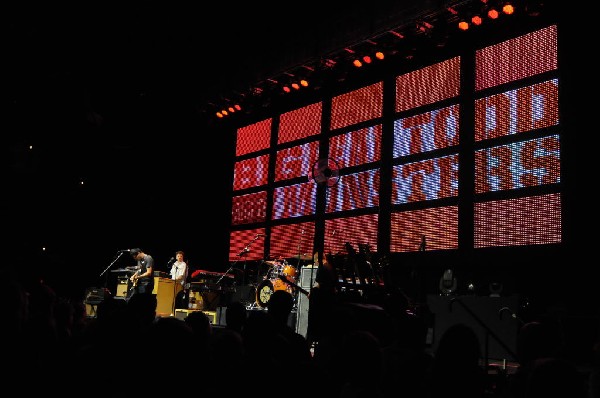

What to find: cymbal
left=289, top=254, right=312, bottom=261
left=264, top=260, right=282, bottom=266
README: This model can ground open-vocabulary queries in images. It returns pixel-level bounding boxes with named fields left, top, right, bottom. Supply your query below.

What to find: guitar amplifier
left=84, top=287, right=107, bottom=305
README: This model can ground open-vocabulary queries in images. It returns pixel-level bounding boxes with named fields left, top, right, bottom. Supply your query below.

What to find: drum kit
left=254, top=259, right=299, bottom=308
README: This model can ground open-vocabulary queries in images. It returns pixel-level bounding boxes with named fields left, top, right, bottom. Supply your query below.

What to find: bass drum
left=255, top=279, right=274, bottom=308
left=255, top=278, right=290, bottom=308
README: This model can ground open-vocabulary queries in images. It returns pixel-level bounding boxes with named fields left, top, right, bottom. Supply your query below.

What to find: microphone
left=119, top=249, right=131, bottom=252
left=256, top=233, right=264, bottom=237
left=167, top=257, right=175, bottom=264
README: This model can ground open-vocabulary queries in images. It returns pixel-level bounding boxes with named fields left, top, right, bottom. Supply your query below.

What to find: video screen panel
left=274, top=141, right=320, bottom=182
left=329, top=124, right=382, bottom=168
left=475, top=25, right=557, bottom=92
left=395, top=57, right=460, bottom=113
left=474, top=193, right=561, bottom=248
left=325, top=169, right=380, bottom=213
left=392, top=154, right=459, bottom=204
left=235, top=118, right=272, bottom=157
left=231, top=191, right=268, bottom=225
left=330, top=82, right=383, bottom=130
left=278, top=102, right=322, bottom=144
left=272, top=180, right=317, bottom=220
left=393, top=105, right=459, bottom=157
left=269, top=221, right=316, bottom=261
left=475, top=80, right=558, bottom=142
left=228, top=228, right=266, bottom=262
left=233, top=154, right=270, bottom=191
left=390, top=206, right=458, bottom=252
left=475, top=135, right=560, bottom=194
left=324, top=214, right=378, bottom=256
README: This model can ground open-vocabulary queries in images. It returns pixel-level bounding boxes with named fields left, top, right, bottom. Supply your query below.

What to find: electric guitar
left=278, top=275, right=310, bottom=296
left=130, top=270, right=140, bottom=291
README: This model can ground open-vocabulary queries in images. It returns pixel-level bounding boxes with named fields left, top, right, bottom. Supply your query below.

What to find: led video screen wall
left=228, top=23, right=562, bottom=264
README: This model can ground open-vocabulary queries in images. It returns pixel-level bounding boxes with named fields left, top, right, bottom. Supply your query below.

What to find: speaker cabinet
left=115, top=283, right=128, bottom=298
left=152, top=277, right=183, bottom=316
left=295, top=266, right=315, bottom=338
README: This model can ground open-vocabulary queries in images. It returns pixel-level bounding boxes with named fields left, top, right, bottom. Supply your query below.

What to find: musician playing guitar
left=127, top=248, right=155, bottom=300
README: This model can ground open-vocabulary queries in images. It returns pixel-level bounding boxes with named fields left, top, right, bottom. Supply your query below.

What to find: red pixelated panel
left=236, top=118, right=272, bottom=157
left=228, top=228, right=266, bottom=262
left=272, top=180, right=317, bottom=220
left=325, top=169, right=380, bottom=213
left=329, top=124, right=382, bottom=169
left=475, top=79, right=558, bottom=142
left=330, top=82, right=383, bottom=130
left=474, top=193, right=561, bottom=248
left=475, top=25, right=557, bottom=91
left=231, top=191, right=268, bottom=225
left=233, top=154, right=269, bottom=191
left=278, top=102, right=322, bottom=144
left=274, top=141, right=320, bottom=182
left=269, top=222, right=315, bottom=260
left=323, top=214, right=378, bottom=255
left=395, top=57, right=460, bottom=112
left=475, top=135, right=560, bottom=194
left=390, top=206, right=458, bottom=252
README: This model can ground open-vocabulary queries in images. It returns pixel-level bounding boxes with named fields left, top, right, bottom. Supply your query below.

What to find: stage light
left=353, top=59, right=363, bottom=68
left=300, top=79, right=308, bottom=87
left=282, top=86, right=291, bottom=93
left=291, top=82, right=300, bottom=90
left=502, top=3, right=514, bottom=15
left=471, top=15, right=483, bottom=25
left=362, top=55, right=372, bottom=64
left=487, top=8, right=499, bottom=19
left=458, top=20, right=469, bottom=30
left=375, top=51, right=384, bottom=60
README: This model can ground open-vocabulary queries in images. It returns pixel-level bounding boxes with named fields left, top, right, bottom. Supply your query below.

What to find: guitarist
left=127, top=248, right=155, bottom=300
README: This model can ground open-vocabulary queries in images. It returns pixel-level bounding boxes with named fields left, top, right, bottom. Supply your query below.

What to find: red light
left=291, top=83, right=300, bottom=90
left=487, top=9, right=499, bottom=19
left=283, top=86, right=291, bottom=93
left=471, top=15, right=483, bottom=25
left=362, top=55, right=372, bottom=64
left=502, top=4, right=514, bottom=14
left=458, top=21, right=469, bottom=30
left=353, top=59, right=362, bottom=68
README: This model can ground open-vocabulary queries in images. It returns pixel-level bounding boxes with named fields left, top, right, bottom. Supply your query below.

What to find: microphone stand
left=217, top=234, right=260, bottom=286
left=99, top=251, right=126, bottom=278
